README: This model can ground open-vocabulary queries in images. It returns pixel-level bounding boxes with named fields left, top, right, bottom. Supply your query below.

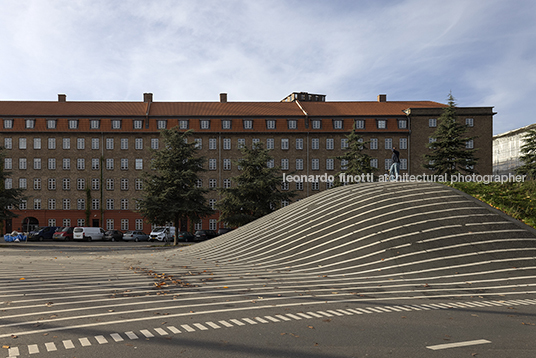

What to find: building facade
left=493, top=123, right=536, bottom=175
left=0, top=92, right=494, bottom=233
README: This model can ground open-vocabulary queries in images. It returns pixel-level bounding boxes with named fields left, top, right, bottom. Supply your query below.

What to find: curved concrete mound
left=185, top=182, right=536, bottom=299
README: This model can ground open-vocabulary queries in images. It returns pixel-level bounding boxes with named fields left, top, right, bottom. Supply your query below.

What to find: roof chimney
left=58, top=94, right=66, bottom=102
left=377, top=94, right=387, bottom=102
left=220, top=93, right=227, bottom=103
left=143, top=93, right=153, bottom=103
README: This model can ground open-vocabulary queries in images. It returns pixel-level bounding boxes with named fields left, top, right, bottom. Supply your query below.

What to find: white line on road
left=110, top=333, right=124, bottom=342
left=28, top=344, right=39, bottom=354
left=426, top=339, right=491, bottom=350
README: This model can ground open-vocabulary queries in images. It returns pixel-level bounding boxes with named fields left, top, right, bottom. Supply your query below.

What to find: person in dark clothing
left=389, top=146, right=400, bottom=181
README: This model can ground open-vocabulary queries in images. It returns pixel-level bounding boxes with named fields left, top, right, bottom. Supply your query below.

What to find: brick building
left=0, top=92, right=494, bottom=233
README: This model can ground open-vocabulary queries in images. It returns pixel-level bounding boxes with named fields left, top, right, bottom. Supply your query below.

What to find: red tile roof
left=0, top=101, right=148, bottom=117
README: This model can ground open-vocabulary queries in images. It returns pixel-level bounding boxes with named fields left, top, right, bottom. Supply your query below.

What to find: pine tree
left=217, top=143, right=295, bottom=227
left=516, top=129, right=536, bottom=179
left=0, top=147, right=25, bottom=232
left=423, top=93, right=478, bottom=177
left=137, top=129, right=212, bottom=245
left=334, top=129, right=376, bottom=185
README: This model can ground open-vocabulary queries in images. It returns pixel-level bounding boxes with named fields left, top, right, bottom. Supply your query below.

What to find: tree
left=334, top=129, right=376, bottom=185
left=423, top=93, right=478, bottom=177
left=0, top=147, right=25, bottom=232
left=137, top=129, right=213, bottom=245
left=217, top=143, right=295, bottom=227
left=516, top=129, right=536, bottom=179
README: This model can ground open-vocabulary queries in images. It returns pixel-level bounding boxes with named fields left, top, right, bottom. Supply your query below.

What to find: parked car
left=217, top=228, right=234, bottom=235
left=122, top=230, right=149, bottom=242
left=149, top=227, right=175, bottom=242
left=28, top=226, right=61, bottom=241
left=103, top=230, right=123, bottom=241
left=52, top=227, right=75, bottom=241
left=177, top=231, right=195, bottom=242
left=194, top=230, right=218, bottom=241
left=73, top=227, right=106, bottom=241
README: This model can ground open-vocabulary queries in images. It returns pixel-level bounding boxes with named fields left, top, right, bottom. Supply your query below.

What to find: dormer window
left=111, top=120, right=121, bottom=129
left=311, top=120, right=321, bottom=129
left=25, top=119, right=35, bottom=129
left=68, top=119, right=79, bottom=129
left=222, top=120, right=232, bottom=129
left=333, top=120, right=343, bottom=129
left=266, top=120, right=276, bottom=129
left=200, top=120, right=210, bottom=129
left=287, top=120, right=297, bottom=129
left=243, top=120, right=253, bottom=129
left=157, top=120, right=167, bottom=129
left=376, top=119, right=387, bottom=129
left=47, top=119, right=57, bottom=129
left=179, top=120, right=189, bottom=129
left=90, top=120, right=100, bottom=129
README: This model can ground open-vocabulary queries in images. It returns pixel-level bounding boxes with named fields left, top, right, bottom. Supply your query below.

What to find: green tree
left=516, top=129, right=536, bottom=179
left=137, top=129, right=212, bottom=245
left=217, top=143, right=295, bottom=227
left=423, top=93, right=478, bottom=177
left=334, top=129, right=376, bottom=185
left=0, top=147, right=25, bottom=232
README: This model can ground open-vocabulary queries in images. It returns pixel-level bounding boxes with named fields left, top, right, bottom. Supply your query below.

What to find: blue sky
left=1, top=0, right=534, bottom=135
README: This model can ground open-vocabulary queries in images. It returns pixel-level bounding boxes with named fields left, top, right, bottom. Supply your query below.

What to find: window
left=33, top=138, right=41, bottom=149
left=281, top=159, right=289, bottom=170
left=200, top=120, right=210, bottom=129
left=121, top=178, right=128, bottom=191
left=92, top=178, right=100, bottom=190
left=370, top=158, right=378, bottom=169
left=4, top=138, right=12, bottom=149
left=219, top=178, right=230, bottom=189
left=48, top=199, right=56, bottom=210
left=377, top=119, right=387, bottom=129
left=105, top=138, right=114, bottom=150
left=68, top=120, right=78, bottom=129
left=252, top=138, right=260, bottom=148
left=77, top=218, right=85, bottom=227
left=296, top=159, right=303, bottom=170
left=135, top=158, right=143, bottom=170
left=19, top=158, right=27, bottom=170
left=34, top=199, right=41, bottom=210
left=466, top=118, right=474, bottom=127
left=281, top=138, right=289, bottom=150
left=91, top=138, right=99, bottom=150
left=398, top=119, right=407, bottom=129
left=62, top=178, right=70, bottom=190
left=385, top=138, right=392, bottom=149
left=90, top=120, right=100, bottom=129
left=121, top=159, right=128, bottom=170
left=78, top=199, right=86, bottom=210
left=237, top=139, right=245, bottom=149
left=120, top=138, right=128, bottom=150
left=194, top=138, right=202, bottom=149
left=223, top=159, right=231, bottom=170
left=4, top=158, right=12, bottom=170
left=19, top=138, right=27, bottom=149
left=135, top=219, right=143, bottom=230
left=209, top=138, right=217, bottom=150
left=266, top=120, right=276, bottom=129
left=195, top=221, right=202, bottom=231
left=223, top=138, right=231, bottom=150
left=311, top=181, right=319, bottom=191
left=312, top=159, right=320, bottom=171
left=133, top=120, right=143, bottom=129
left=106, top=158, right=114, bottom=170
left=48, top=178, right=56, bottom=190
left=135, top=179, right=143, bottom=190
left=296, top=181, right=303, bottom=190
left=48, top=138, right=56, bottom=149
left=77, top=158, right=85, bottom=170
left=4, top=119, right=13, bottom=129
left=106, top=219, right=114, bottom=230
left=62, top=199, right=71, bottom=210
left=311, top=138, right=319, bottom=150
left=296, top=138, right=303, bottom=150
left=25, top=119, right=35, bottom=129
left=287, top=120, right=297, bottom=129
left=326, top=158, right=334, bottom=171
left=355, top=120, right=365, bottom=129
left=282, top=182, right=289, bottom=191
left=92, top=158, right=100, bottom=170
left=19, top=178, right=27, bottom=189
left=77, top=178, right=85, bottom=190
left=209, top=179, right=217, bottom=188
left=267, top=159, right=274, bottom=168
left=179, top=120, right=189, bottom=130
left=76, top=138, right=85, bottom=150
left=341, top=159, right=348, bottom=170
left=222, top=120, right=232, bottom=129
left=151, top=138, right=159, bottom=149
left=33, top=158, right=41, bottom=170
left=4, top=178, right=12, bottom=189
left=333, top=120, right=343, bottom=129
left=326, top=138, right=334, bottom=150
left=47, top=120, right=57, bottom=129
left=311, top=120, right=321, bottom=129
left=399, top=138, right=408, bottom=150
left=34, top=178, right=41, bottom=190
left=401, top=159, right=407, bottom=170
left=106, top=179, right=114, bottom=190
left=92, top=199, right=100, bottom=210
left=429, top=118, right=437, bottom=127
left=209, top=199, right=216, bottom=210
left=385, top=159, right=392, bottom=170
left=370, top=138, right=378, bottom=150
left=209, top=159, right=217, bottom=170
left=63, top=138, right=70, bottom=149
left=466, top=139, right=474, bottom=149
left=121, top=199, right=129, bottom=210
left=135, top=138, right=143, bottom=150
left=266, top=138, right=274, bottom=150
left=341, top=138, right=348, bottom=149
left=112, top=120, right=121, bottom=129
left=196, top=179, right=203, bottom=188
left=106, top=199, right=114, bottom=210
left=48, top=158, right=56, bottom=170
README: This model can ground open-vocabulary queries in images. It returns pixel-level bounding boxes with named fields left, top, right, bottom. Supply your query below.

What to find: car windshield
left=124, top=231, right=134, bottom=234
left=153, top=228, right=166, bottom=233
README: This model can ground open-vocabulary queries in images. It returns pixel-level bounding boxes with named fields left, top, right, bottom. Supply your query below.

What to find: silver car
left=122, top=230, right=149, bottom=242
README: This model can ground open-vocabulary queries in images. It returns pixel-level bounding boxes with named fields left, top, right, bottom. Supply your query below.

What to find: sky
left=1, top=0, right=535, bottom=135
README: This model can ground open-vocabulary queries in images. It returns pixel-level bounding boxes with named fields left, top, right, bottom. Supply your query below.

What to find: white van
left=73, top=227, right=106, bottom=241
left=149, top=227, right=176, bottom=242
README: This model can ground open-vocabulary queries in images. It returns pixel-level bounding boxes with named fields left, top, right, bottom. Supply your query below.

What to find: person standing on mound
left=389, top=146, right=400, bottom=181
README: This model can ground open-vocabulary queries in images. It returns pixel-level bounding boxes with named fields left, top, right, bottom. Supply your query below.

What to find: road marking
left=426, top=339, right=491, bottom=350
left=353, top=308, right=373, bottom=314
left=45, top=342, right=57, bottom=352
left=345, top=308, right=363, bottom=315
left=296, top=312, right=313, bottom=319
left=316, top=311, right=334, bottom=317
left=167, top=326, right=181, bottom=333
left=373, top=307, right=392, bottom=313
left=193, top=323, right=209, bottom=330
left=8, top=347, right=19, bottom=356
left=140, top=329, right=154, bottom=337
left=393, top=305, right=412, bottom=311
left=275, top=314, right=291, bottom=321
left=365, top=307, right=384, bottom=313
left=264, top=315, right=280, bottom=322
left=326, top=310, right=344, bottom=316
left=218, top=320, right=234, bottom=327
left=306, top=311, right=325, bottom=318
left=125, top=331, right=138, bottom=339
left=79, top=337, right=91, bottom=346
left=285, top=313, right=302, bottom=320
left=241, top=318, right=258, bottom=324
left=205, top=321, right=221, bottom=329
left=181, top=324, right=196, bottom=332
left=154, top=327, right=168, bottom=335
left=95, top=335, right=108, bottom=344
left=229, top=319, right=245, bottom=326
left=28, top=344, right=39, bottom=354
left=110, top=333, right=124, bottom=342
left=254, top=317, right=269, bottom=323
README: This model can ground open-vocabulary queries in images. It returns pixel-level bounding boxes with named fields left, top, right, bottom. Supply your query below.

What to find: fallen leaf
left=2, top=345, right=9, bottom=349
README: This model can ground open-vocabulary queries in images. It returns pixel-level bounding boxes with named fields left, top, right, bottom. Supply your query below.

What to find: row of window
left=4, top=158, right=145, bottom=171
left=3, top=118, right=409, bottom=131
left=5, top=177, right=143, bottom=191
left=429, top=118, right=474, bottom=127
left=209, top=158, right=408, bottom=171
left=4, top=137, right=159, bottom=150
left=15, top=198, right=135, bottom=211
